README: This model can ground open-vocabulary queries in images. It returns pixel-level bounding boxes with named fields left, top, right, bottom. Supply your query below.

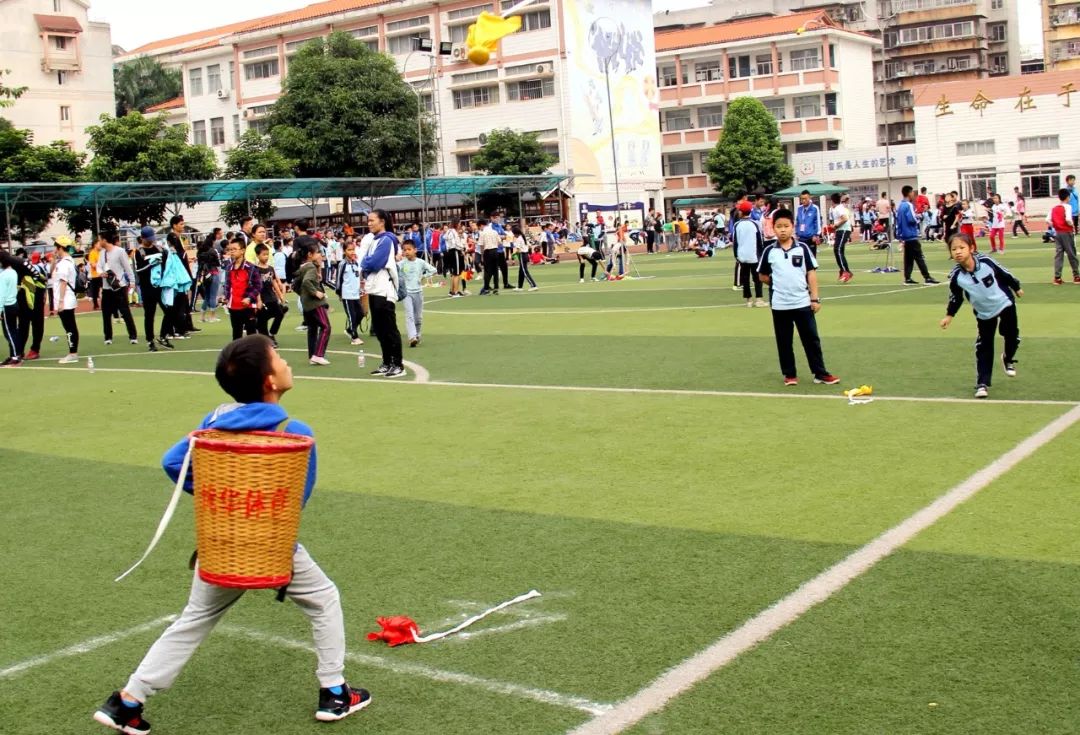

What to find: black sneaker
left=270, top=336, right=279, bottom=348
left=924, top=278, right=940, bottom=285
left=903, top=279, right=919, bottom=285
left=370, top=364, right=390, bottom=376
left=1, top=357, right=21, bottom=367
left=316, top=684, right=371, bottom=722
left=147, top=341, right=158, bottom=352
left=187, top=326, right=202, bottom=332
left=384, top=365, right=407, bottom=379
left=156, top=338, right=174, bottom=350
left=93, top=691, right=151, bottom=735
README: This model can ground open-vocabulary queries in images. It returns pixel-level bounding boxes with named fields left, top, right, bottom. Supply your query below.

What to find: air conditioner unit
left=244, top=108, right=255, bottom=119
left=535, top=63, right=552, bottom=75
left=477, top=132, right=488, bottom=145
left=451, top=45, right=468, bottom=61
left=216, top=88, right=229, bottom=100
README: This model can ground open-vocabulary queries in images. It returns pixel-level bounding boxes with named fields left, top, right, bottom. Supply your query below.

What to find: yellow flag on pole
left=465, top=11, right=522, bottom=64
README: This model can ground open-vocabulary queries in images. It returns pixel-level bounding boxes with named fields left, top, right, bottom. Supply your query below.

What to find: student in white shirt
left=52, top=243, right=80, bottom=364
left=829, top=193, right=854, bottom=282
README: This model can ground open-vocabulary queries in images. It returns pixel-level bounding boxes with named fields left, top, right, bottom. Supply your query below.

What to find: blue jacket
left=1068, top=185, right=1079, bottom=216
left=795, top=204, right=821, bottom=240
left=361, top=231, right=399, bottom=275
left=162, top=402, right=318, bottom=507
left=896, top=200, right=920, bottom=240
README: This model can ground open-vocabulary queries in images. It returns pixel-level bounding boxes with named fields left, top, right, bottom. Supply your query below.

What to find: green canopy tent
left=771, top=180, right=849, bottom=198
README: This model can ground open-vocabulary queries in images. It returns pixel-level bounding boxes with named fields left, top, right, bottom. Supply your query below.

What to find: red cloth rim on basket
left=199, top=570, right=292, bottom=589
left=190, top=429, right=315, bottom=454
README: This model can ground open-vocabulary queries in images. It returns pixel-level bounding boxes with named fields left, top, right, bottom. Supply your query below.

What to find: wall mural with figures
left=565, top=0, right=663, bottom=206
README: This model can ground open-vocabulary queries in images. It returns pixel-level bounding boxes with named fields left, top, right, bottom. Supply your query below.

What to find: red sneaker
left=1073, top=275, right=1080, bottom=284
left=814, top=374, right=841, bottom=385
left=24, top=350, right=39, bottom=361
left=783, top=376, right=798, bottom=386
left=1053, top=277, right=1064, bottom=285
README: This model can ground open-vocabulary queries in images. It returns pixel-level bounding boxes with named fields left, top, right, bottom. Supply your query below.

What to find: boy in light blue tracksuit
left=93, top=335, right=371, bottom=735
left=398, top=240, right=437, bottom=347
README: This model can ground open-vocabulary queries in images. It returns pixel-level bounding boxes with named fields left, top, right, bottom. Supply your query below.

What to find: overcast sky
left=91, top=0, right=1041, bottom=55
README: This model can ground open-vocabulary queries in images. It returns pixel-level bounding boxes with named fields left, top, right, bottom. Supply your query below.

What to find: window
left=988, top=23, right=1006, bottom=42
left=992, top=0, right=1003, bottom=7
left=883, top=31, right=898, bottom=49
left=697, top=105, right=724, bottom=128
left=452, top=86, right=498, bottom=109
left=947, top=56, right=973, bottom=71
left=247, top=104, right=273, bottom=117
left=229, top=61, right=235, bottom=84
left=880, top=122, right=915, bottom=143
left=507, top=78, right=554, bottom=101
left=456, top=153, right=476, bottom=172
left=728, top=54, right=751, bottom=79
left=694, top=60, right=722, bottom=82
left=387, top=31, right=430, bottom=54
left=351, top=26, right=378, bottom=37
left=59, top=105, right=70, bottom=122
left=452, top=69, right=498, bottom=84
left=663, top=109, right=692, bottom=131
left=829, top=43, right=837, bottom=67
left=233, top=114, right=241, bottom=142
left=56, top=70, right=67, bottom=85
left=885, top=90, right=913, bottom=111
left=208, top=117, right=224, bottom=146
left=989, top=54, right=1008, bottom=75
left=387, top=16, right=429, bottom=32
left=53, top=0, right=61, bottom=11
left=885, top=61, right=907, bottom=79
left=899, top=21, right=974, bottom=45
left=506, top=61, right=552, bottom=76
left=664, top=153, right=694, bottom=176
left=244, top=59, right=279, bottom=80
left=790, top=48, right=820, bottom=71
left=363, top=40, right=379, bottom=52
left=189, top=68, right=203, bottom=96
left=958, top=168, right=996, bottom=201
left=54, top=36, right=68, bottom=50
left=419, top=92, right=433, bottom=113
left=793, top=94, right=821, bottom=118
left=825, top=92, right=837, bottom=116
left=794, top=142, right=824, bottom=154
left=1019, top=135, right=1059, bottom=152
left=448, top=4, right=493, bottom=20
left=912, top=59, right=936, bottom=75
left=543, top=144, right=560, bottom=163
left=764, top=98, right=786, bottom=120
left=206, top=65, right=222, bottom=94
left=286, top=37, right=323, bottom=54
left=242, top=45, right=277, bottom=59
left=956, top=140, right=995, bottom=156
left=658, top=65, right=686, bottom=87
left=192, top=120, right=207, bottom=146
left=448, top=24, right=472, bottom=43
left=249, top=118, right=271, bottom=136
left=755, top=54, right=774, bottom=76
left=521, top=9, right=551, bottom=31
left=1020, top=164, right=1060, bottom=198
left=529, top=128, right=558, bottom=140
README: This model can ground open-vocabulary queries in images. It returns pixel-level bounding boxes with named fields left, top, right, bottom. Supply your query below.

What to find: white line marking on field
left=425, top=285, right=934, bottom=315
left=218, top=625, right=612, bottom=715
left=13, top=366, right=1077, bottom=407
left=567, top=404, right=1080, bottom=735
left=0, top=615, right=177, bottom=681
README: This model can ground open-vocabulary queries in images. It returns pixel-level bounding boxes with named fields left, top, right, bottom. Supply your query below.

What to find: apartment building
left=0, top=0, right=115, bottom=151
left=654, top=11, right=879, bottom=209
left=655, top=0, right=1020, bottom=146
left=116, top=0, right=663, bottom=221
left=1044, top=0, right=1080, bottom=69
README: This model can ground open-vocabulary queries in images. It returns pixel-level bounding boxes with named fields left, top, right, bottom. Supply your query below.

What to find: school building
left=911, top=68, right=1080, bottom=216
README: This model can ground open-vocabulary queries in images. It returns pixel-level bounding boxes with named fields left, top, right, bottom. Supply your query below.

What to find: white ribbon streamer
left=412, top=590, right=542, bottom=643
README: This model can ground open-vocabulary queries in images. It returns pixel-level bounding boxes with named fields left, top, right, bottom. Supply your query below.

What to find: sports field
left=2, top=236, right=1078, bottom=735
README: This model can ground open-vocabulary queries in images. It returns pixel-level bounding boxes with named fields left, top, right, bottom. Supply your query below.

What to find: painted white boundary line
left=218, top=625, right=612, bottom=716
left=0, top=615, right=177, bottom=681
left=568, top=404, right=1080, bottom=735
left=426, top=285, right=935, bottom=316
left=13, top=365, right=1078, bottom=407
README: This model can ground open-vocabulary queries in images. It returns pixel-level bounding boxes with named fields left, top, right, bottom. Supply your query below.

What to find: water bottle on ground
left=357, top=350, right=365, bottom=368
left=49, top=336, right=59, bottom=342
left=87, top=357, right=95, bottom=373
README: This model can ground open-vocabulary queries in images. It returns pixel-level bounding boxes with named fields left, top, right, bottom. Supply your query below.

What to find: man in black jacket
left=134, top=227, right=174, bottom=351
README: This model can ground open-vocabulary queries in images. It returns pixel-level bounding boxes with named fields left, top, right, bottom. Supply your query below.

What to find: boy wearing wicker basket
left=94, top=335, right=370, bottom=735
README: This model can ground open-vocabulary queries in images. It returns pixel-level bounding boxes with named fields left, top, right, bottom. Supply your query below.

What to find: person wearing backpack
left=21, top=251, right=49, bottom=360
left=134, top=226, right=175, bottom=352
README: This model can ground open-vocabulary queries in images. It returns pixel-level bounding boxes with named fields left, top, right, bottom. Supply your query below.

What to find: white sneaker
left=745, top=301, right=754, bottom=308
left=58, top=354, right=79, bottom=364
left=350, top=338, right=364, bottom=346
left=974, top=385, right=989, bottom=399
left=295, top=325, right=308, bottom=332
left=579, top=279, right=584, bottom=283
left=755, top=299, right=768, bottom=308
left=103, top=339, right=112, bottom=345
left=309, top=356, right=330, bottom=366
left=130, top=339, right=139, bottom=345
left=529, top=286, right=539, bottom=291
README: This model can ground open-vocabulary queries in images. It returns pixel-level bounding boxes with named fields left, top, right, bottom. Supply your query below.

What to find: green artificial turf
left=0, top=236, right=1076, bottom=735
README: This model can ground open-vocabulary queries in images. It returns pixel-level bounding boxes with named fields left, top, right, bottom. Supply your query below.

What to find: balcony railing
left=1050, top=9, right=1080, bottom=26
left=886, top=0, right=974, bottom=13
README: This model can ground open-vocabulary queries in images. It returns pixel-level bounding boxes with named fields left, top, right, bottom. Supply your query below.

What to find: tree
left=113, top=57, right=183, bottom=117
left=0, top=70, right=28, bottom=109
left=471, top=128, right=557, bottom=176
left=63, top=112, right=218, bottom=230
left=704, top=97, right=793, bottom=198
left=0, top=119, right=84, bottom=241
left=470, top=128, right=557, bottom=215
left=270, top=32, right=436, bottom=178
left=219, top=131, right=297, bottom=225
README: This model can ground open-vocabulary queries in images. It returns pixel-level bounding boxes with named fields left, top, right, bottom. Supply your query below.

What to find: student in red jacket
left=222, top=237, right=262, bottom=339
left=1046, top=188, right=1080, bottom=285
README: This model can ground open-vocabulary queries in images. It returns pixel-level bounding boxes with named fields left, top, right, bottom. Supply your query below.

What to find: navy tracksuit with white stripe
left=946, top=255, right=1021, bottom=387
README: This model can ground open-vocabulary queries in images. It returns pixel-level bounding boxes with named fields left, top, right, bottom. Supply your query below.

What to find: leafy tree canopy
left=64, top=112, right=218, bottom=230
left=114, top=57, right=183, bottom=117
left=270, top=32, right=436, bottom=178
left=704, top=97, right=793, bottom=198
left=471, top=128, right=556, bottom=176
left=0, top=118, right=84, bottom=240
left=0, top=69, right=28, bottom=109
left=219, top=130, right=297, bottom=225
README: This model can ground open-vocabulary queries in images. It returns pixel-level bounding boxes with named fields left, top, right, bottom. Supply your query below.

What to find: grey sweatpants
left=403, top=291, right=423, bottom=341
left=1053, top=232, right=1080, bottom=278
left=124, top=544, right=345, bottom=701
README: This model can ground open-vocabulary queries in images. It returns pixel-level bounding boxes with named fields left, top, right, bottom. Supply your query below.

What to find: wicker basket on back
left=190, top=429, right=313, bottom=589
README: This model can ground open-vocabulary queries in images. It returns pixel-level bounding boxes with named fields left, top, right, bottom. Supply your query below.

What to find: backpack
left=73, top=265, right=89, bottom=293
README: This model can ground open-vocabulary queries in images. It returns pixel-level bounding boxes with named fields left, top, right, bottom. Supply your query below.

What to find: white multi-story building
left=0, top=0, right=114, bottom=151
left=655, top=11, right=879, bottom=211
left=117, top=0, right=664, bottom=224
left=912, top=68, right=1080, bottom=216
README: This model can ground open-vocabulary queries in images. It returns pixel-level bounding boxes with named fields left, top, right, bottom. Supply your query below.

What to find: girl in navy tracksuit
left=335, top=241, right=364, bottom=345
left=940, top=233, right=1022, bottom=399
